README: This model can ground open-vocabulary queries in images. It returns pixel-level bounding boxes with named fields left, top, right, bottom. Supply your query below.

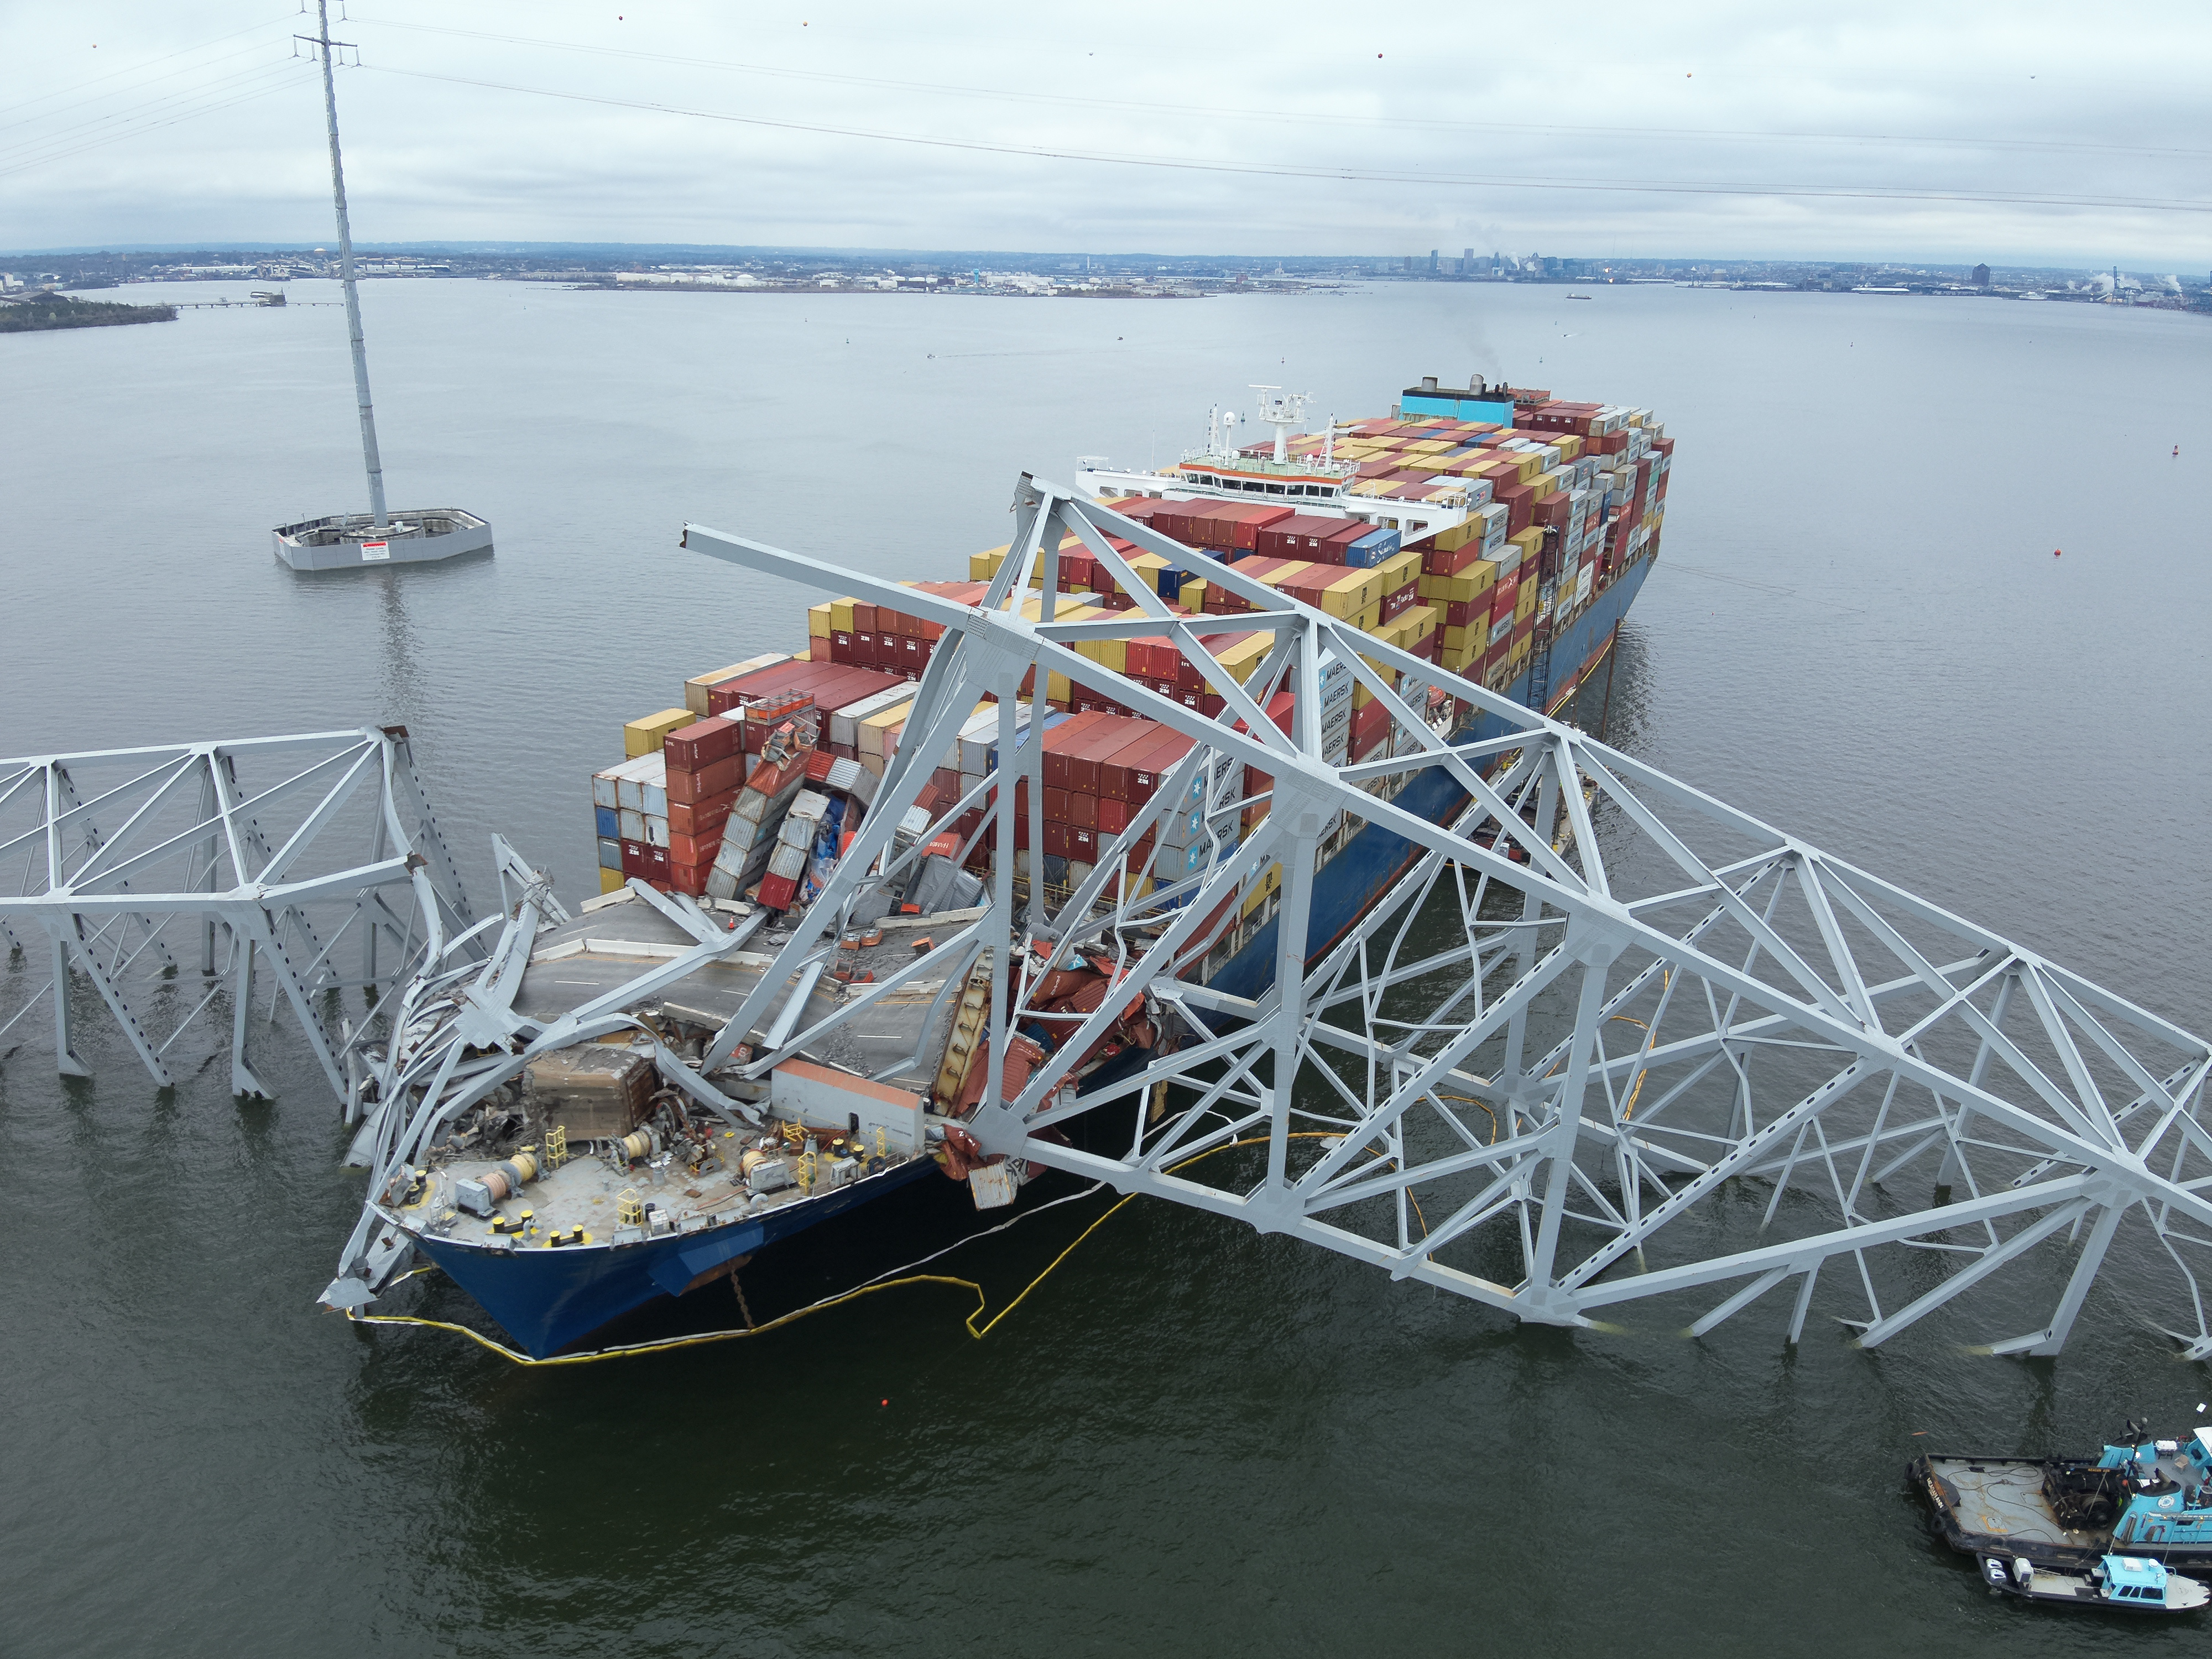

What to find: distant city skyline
left=5, top=1, right=2206, bottom=268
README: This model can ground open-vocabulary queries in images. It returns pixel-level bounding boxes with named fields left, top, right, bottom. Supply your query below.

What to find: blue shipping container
left=1345, top=528, right=1400, bottom=568
left=595, top=804, right=620, bottom=838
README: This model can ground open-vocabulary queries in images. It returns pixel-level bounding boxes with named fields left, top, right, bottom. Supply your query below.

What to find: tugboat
left=1979, top=1552, right=2210, bottom=1614
left=1913, top=1422, right=2212, bottom=1568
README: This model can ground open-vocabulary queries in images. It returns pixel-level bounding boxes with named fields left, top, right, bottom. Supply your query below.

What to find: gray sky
left=4, top=1, right=2208, bottom=266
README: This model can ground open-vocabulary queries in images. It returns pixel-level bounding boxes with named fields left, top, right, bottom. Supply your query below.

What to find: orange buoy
left=2053, top=549, right=2062, bottom=557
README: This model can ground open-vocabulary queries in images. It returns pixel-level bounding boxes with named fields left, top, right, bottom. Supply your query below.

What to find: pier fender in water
left=645, top=1221, right=768, bottom=1297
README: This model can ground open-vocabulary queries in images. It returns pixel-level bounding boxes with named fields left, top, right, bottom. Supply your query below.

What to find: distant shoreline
left=0, top=294, right=177, bottom=335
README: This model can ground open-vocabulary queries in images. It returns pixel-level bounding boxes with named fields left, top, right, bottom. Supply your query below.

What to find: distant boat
left=1566, top=294, right=1592, bottom=300
left=274, top=0, right=489, bottom=572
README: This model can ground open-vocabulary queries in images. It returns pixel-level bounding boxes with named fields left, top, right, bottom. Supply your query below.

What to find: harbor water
left=2, top=276, right=2210, bottom=1655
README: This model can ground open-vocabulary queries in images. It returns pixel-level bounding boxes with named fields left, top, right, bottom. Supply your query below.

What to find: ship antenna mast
left=306, top=0, right=387, bottom=528
left=1249, top=384, right=1310, bottom=465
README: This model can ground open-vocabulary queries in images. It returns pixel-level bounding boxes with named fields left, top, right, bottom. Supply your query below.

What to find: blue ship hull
left=410, top=1153, right=941, bottom=1357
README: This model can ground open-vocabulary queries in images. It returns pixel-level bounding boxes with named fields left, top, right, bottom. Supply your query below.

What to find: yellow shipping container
left=1377, top=548, right=1423, bottom=593
left=598, top=867, right=628, bottom=895
left=790, top=645, right=812, bottom=662
left=1072, top=634, right=1129, bottom=675
left=858, top=701, right=917, bottom=760
left=1252, top=559, right=1315, bottom=591
left=1510, top=527, right=1545, bottom=560
left=624, top=708, right=692, bottom=757
left=1402, top=602, right=1439, bottom=643
left=1047, top=670, right=1072, bottom=703
left=969, top=552, right=996, bottom=582
left=1353, top=601, right=1383, bottom=633
left=1551, top=434, right=1583, bottom=461
left=830, top=598, right=857, bottom=632
left=807, top=602, right=833, bottom=639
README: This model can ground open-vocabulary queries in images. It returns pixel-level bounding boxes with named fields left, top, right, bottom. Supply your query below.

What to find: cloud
left=3, top=0, right=2208, bottom=266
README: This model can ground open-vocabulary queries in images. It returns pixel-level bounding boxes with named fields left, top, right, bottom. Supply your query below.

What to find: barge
left=1914, top=1427, right=2212, bottom=1568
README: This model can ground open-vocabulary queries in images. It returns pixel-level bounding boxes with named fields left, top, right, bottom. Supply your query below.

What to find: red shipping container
left=1092, top=724, right=1168, bottom=801
left=1252, top=514, right=1354, bottom=561
left=851, top=602, right=878, bottom=632
left=1383, top=583, right=1418, bottom=621
left=1041, top=710, right=1111, bottom=791
left=666, top=752, right=743, bottom=805
left=668, top=857, right=712, bottom=896
left=1044, top=821, right=1071, bottom=858
left=758, top=870, right=799, bottom=910
left=668, top=790, right=736, bottom=838
left=620, top=840, right=670, bottom=879
left=1066, top=792, right=1098, bottom=830
left=669, top=827, right=722, bottom=866
left=1069, top=825, right=1098, bottom=862
left=1067, top=716, right=1148, bottom=796
left=1044, top=785, right=1070, bottom=822
left=708, top=662, right=901, bottom=725
left=1125, top=729, right=1194, bottom=804
left=830, top=630, right=853, bottom=663
left=1099, top=725, right=1174, bottom=802
left=664, top=716, right=739, bottom=770
left=1098, top=796, right=1130, bottom=836
left=1229, top=505, right=1295, bottom=550
left=850, top=630, right=878, bottom=666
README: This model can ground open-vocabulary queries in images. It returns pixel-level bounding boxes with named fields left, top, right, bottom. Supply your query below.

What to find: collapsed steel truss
left=8, top=478, right=2211, bottom=1358
left=677, top=476, right=2212, bottom=1355
left=0, top=728, right=479, bottom=1111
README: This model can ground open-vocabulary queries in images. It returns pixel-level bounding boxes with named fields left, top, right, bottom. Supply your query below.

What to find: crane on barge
left=4, top=477, right=2210, bottom=1360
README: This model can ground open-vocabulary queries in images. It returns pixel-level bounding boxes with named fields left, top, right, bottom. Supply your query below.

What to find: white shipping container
left=767, top=839, right=808, bottom=881
left=619, top=808, right=645, bottom=842
left=830, top=686, right=917, bottom=750
left=644, top=815, right=669, bottom=849
left=615, top=754, right=667, bottom=817
left=597, top=837, right=623, bottom=870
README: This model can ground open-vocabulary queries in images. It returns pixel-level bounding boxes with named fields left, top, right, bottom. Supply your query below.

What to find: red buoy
left=2053, top=549, right=2063, bottom=557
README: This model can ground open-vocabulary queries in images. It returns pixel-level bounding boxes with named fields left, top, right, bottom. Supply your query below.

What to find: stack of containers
left=591, top=753, right=669, bottom=894
left=660, top=714, right=744, bottom=895
left=706, top=723, right=817, bottom=903
left=582, top=392, right=1667, bottom=928
left=759, top=789, right=831, bottom=911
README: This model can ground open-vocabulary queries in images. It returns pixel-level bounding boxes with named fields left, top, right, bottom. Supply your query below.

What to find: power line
left=356, top=63, right=2212, bottom=216
left=0, top=13, right=296, bottom=121
left=0, top=59, right=308, bottom=169
left=0, top=39, right=294, bottom=137
left=354, top=14, right=2212, bottom=165
left=0, top=63, right=313, bottom=181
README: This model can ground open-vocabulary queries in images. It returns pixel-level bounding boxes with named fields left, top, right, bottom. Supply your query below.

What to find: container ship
left=377, top=376, right=1674, bottom=1358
